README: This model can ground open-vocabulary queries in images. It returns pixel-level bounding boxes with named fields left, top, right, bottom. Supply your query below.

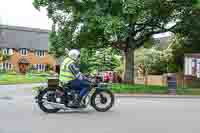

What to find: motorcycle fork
left=81, top=88, right=96, bottom=104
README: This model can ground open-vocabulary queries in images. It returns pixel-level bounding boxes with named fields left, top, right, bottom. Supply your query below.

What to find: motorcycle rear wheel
left=37, top=89, right=60, bottom=113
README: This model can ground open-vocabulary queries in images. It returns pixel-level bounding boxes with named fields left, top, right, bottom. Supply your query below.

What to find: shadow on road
left=37, top=109, right=116, bottom=116
left=0, top=96, right=13, bottom=100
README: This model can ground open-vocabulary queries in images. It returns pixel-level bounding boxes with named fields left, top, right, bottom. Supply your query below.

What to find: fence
left=110, top=73, right=200, bottom=95
left=135, top=75, right=166, bottom=86
left=135, top=73, right=200, bottom=88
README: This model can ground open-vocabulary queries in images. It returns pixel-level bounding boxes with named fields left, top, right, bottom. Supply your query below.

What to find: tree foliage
left=80, top=48, right=120, bottom=74
left=33, top=0, right=192, bottom=50
left=33, top=0, right=193, bottom=82
left=171, top=4, right=200, bottom=70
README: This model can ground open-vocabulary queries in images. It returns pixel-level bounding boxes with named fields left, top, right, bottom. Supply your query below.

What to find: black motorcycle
left=35, top=78, right=115, bottom=113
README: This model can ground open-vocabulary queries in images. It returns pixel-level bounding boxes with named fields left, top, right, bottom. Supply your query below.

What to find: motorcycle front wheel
left=91, top=89, right=114, bottom=112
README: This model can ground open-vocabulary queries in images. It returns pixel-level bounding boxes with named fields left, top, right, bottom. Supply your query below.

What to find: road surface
left=0, top=84, right=200, bottom=133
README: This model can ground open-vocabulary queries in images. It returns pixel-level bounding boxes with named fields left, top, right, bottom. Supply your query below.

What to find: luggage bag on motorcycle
left=48, top=78, right=59, bottom=88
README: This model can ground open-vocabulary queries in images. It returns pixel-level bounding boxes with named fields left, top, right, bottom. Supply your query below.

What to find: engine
left=65, top=89, right=80, bottom=106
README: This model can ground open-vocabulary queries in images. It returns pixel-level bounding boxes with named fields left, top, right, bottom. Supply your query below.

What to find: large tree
left=171, top=6, right=200, bottom=70
left=33, top=0, right=193, bottom=83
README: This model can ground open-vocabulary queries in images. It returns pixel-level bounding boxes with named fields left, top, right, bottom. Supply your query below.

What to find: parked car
left=103, top=71, right=122, bottom=83
left=103, top=72, right=109, bottom=82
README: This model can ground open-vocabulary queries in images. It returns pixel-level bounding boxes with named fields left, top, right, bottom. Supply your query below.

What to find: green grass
left=112, top=84, right=168, bottom=94
left=0, top=73, right=47, bottom=85
left=176, top=88, right=200, bottom=95
left=112, top=83, right=200, bottom=95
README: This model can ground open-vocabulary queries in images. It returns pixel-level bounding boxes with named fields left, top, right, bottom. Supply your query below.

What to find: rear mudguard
left=34, top=87, right=56, bottom=102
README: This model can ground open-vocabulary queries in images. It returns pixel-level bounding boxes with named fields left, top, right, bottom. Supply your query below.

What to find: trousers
left=67, top=79, right=90, bottom=97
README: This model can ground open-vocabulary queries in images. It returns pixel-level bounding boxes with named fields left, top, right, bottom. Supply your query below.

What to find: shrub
left=135, top=48, right=179, bottom=75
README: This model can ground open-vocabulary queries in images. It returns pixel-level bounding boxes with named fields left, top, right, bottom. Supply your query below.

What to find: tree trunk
left=123, top=48, right=135, bottom=84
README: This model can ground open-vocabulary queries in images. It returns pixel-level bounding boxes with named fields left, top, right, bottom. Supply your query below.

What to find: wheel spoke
left=94, top=92, right=113, bottom=109
left=41, top=91, right=57, bottom=109
left=43, top=102, right=49, bottom=106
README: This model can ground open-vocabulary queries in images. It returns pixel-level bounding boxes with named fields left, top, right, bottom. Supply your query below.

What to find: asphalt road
left=0, top=84, right=200, bottom=133
left=0, top=83, right=46, bottom=97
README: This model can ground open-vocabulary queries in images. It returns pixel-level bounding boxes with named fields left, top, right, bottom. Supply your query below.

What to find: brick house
left=0, top=25, right=56, bottom=73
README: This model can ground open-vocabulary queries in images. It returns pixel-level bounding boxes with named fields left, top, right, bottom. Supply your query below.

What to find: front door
left=19, top=63, right=28, bottom=74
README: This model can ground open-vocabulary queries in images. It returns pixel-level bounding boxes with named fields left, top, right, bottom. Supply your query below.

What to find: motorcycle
left=35, top=78, right=115, bottom=113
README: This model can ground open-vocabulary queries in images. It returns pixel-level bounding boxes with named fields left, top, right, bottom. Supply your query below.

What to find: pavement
left=116, top=93, right=200, bottom=99
left=1, top=84, right=200, bottom=133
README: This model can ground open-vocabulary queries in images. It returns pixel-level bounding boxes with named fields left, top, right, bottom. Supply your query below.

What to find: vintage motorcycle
left=35, top=77, right=115, bottom=113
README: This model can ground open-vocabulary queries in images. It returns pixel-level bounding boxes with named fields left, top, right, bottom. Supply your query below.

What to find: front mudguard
left=94, top=83, right=112, bottom=93
left=95, top=88, right=111, bottom=93
left=34, top=89, right=44, bottom=103
left=91, top=86, right=114, bottom=99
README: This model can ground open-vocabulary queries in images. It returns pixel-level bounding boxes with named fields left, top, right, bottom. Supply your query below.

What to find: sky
left=0, top=0, right=52, bottom=30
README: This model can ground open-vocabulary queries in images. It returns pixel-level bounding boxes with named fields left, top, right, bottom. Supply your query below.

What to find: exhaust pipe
left=42, top=100, right=88, bottom=111
left=43, top=101, right=68, bottom=109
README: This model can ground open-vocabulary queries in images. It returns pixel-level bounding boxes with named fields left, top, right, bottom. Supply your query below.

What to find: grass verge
left=111, top=83, right=200, bottom=95
left=0, top=73, right=47, bottom=85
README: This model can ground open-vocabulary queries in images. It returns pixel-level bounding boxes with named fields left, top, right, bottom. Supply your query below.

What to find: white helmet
left=68, top=49, right=80, bottom=61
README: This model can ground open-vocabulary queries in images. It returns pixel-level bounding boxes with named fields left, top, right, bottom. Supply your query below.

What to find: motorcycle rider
left=59, top=49, right=90, bottom=107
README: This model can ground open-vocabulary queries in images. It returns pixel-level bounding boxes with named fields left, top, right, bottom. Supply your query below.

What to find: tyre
left=91, top=89, right=114, bottom=112
left=37, top=89, right=60, bottom=113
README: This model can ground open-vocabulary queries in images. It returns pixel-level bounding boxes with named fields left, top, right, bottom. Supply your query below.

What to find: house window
left=2, top=48, right=9, bottom=55
left=9, top=49, right=13, bottom=55
left=1, top=63, right=12, bottom=70
left=35, top=50, right=45, bottom=57
left=2, top=48, right=13, bottom=55
left=20, top=48, right=28, bottom=56
left=35, top=64, right=46, bottom=71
